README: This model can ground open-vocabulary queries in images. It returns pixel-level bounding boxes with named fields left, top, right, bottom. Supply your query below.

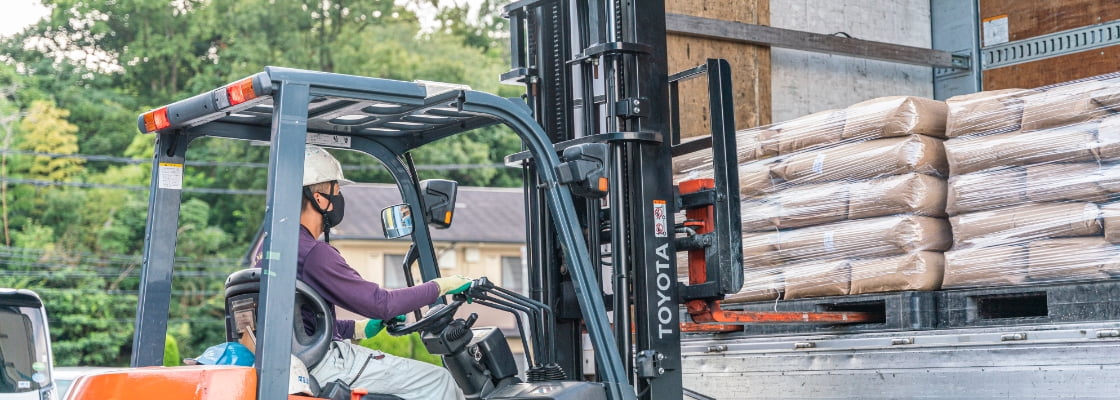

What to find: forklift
left=68, top=1, right=872, bottom=399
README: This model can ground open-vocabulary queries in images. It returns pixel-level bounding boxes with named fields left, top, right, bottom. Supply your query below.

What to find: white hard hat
left=303, top=145, right=354, bottom=187
left=289, top=355, right=315, bottom=396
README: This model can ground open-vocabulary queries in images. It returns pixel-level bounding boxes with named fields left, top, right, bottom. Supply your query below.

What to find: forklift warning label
left=158, top=162, right=183, bottom=190
left=653, top=200, right=668, bottom=237
left=307, top=133, right=352, bottom=148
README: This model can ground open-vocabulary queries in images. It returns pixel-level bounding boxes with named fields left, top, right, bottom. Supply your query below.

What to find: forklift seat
left=224, top=269, right=405, bottom=400
left=224, top=269, right=333, bottom=369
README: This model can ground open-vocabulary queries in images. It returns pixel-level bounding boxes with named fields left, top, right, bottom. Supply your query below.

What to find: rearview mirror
left=381, top=204, right=414, bottom=239
left=419, top=179, right=458, bottom=229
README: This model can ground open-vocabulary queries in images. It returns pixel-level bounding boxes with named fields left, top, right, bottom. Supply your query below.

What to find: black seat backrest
left=224, top=270, right=403, bottom=400
left=224, top=269, right=334, bottom=369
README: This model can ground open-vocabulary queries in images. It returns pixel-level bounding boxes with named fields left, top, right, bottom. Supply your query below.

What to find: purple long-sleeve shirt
left=296, top=226, right=440, bottom=339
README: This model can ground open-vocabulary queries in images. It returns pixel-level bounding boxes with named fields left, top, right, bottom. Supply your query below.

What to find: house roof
left=332, top=183, right=526, bottom=243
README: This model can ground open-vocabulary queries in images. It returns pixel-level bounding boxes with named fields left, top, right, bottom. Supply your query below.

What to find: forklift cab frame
left=132, top=67, right=634, bottom=400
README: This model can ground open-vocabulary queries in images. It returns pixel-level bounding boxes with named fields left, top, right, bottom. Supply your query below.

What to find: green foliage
left=11, top=224, right=55, bottom=252
left=94, top=196, right=148, bottom=255
left=17, top=100, right=83, bottom=181
left=1, top=0, right=518, bottom=369
left=164, top=335, right=181, bottom=367
left=426, top=0, right=509, bottom=52
left=46, top=287, right=137, bottom=366
left=358, top=331, right=442, bottom=366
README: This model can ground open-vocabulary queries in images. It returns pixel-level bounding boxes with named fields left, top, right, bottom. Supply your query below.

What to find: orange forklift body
left=65, top=365, right=258, bottom=400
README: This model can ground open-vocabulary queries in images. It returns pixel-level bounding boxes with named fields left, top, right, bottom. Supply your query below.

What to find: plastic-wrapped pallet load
left=678, top=75, right=1120, bottom=302
left=941, top=76, right=1120, bottom=289
left=675, top=95, right=951, bottom=301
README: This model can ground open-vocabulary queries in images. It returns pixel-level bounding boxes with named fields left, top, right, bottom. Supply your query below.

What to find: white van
left=0, top=289, right=56, bottom=400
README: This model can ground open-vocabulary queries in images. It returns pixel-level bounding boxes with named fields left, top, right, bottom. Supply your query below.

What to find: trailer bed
left=681, top=321, right=1120, bottom=399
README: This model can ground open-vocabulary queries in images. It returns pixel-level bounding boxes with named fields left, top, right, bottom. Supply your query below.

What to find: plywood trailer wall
left=981, top=0, right=1120, bottom=89
left=666, top=0, right=771, bottom=139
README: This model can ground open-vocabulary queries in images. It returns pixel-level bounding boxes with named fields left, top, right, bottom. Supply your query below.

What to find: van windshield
left=0, top=306, right=51, bottom=393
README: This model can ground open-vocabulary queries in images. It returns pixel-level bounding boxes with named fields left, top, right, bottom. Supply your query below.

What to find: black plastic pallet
left=937, top=279, right=1120, bottom=328
left=711, top=290, right=939, bottom=337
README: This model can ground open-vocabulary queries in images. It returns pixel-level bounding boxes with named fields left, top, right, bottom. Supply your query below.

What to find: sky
left=0, top=1, right=488, bottom=37
left=0, top=1, right=49, bottom=37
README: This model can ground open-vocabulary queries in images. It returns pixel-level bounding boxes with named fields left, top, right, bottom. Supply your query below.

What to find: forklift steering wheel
left=385, top=300, right=464, bottom=336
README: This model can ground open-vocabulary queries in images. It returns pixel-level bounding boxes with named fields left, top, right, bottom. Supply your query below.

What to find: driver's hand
left=354, top=319, right=378, bottom=340
left=354, top=316, right=404, bottom=340
left=433, top=275, right=473, bottom=296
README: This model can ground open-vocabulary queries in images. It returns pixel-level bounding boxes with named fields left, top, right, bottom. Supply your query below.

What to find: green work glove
left=433, top=275, right=473, bottom=296
left=387, top=314, right=407, bottom=325
left=354, top=315, right=408, bottom=340
left=353, top=319, right=381, bottom=340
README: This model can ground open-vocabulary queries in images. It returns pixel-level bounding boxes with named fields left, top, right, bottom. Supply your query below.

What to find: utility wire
left=0, top=258, right=240, bottom=270
left=0, top=149, right=508, bottom=170
left=1, top=149, right=511, bottom=193
left=0, top=246, right=241, bottom=267
left=0, top=177, right=266, bottom=196
left=0, top=270, right=235, bottom=279
left=31, top=287, right=225, bottom=296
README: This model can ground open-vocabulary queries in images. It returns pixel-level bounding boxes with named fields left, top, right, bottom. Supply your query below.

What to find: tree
left=422, top=0, right=509, bottom=52
left=28, top=0, right=209, bottom=103
left=0, top=0, right=521, bottom=368
left=17, top=100, right=83, bottom=182
left=0, top=70, right=22, bottom=246
left=164, top=334, right=181, bottom=367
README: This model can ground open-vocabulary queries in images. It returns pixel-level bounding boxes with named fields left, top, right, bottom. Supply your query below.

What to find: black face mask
left=320, top=191, right=345, bottom=227
left=304, top=185, right=345, bottom=238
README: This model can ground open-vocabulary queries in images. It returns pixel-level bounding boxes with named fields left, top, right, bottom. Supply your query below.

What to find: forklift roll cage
left=132, top=2, right=779, bottom=399
left=133, top=67, right=636, bottom=400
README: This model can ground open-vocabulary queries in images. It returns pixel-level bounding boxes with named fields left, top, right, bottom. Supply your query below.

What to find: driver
left=297, top=145, right=472, bottom=399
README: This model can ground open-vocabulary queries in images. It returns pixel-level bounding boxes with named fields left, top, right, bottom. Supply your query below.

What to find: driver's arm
left=302, top=243, right=440, bottom=321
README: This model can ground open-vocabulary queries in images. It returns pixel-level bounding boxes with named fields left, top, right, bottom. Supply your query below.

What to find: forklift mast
left=504, top=1, right=742, bottom=398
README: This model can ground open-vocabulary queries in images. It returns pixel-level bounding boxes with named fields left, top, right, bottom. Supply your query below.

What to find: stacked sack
left=942, top=77, right=1120, bottom=288
left=674, top=96, right=952, bottom=302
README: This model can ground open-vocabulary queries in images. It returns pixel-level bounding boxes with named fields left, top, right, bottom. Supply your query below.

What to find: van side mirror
left=381, top=204, right=414, bottom=239
left=419, top=179, right=458, bottom=229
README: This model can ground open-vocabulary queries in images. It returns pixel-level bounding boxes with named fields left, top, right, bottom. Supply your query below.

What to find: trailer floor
left=681, top=321, right=1120, bottom=399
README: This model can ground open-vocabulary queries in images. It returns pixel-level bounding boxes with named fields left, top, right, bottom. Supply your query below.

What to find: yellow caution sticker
left=157, top=162, right=183, bottom=190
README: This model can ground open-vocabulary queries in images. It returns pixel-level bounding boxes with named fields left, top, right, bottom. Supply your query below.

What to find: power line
left=0, top=149, right=509, bottom=170
left=1, top=151, right=512, bottom=193
left=0, top=257, right=243, bottom=270
left=0, top=270, right=236, bottom=279
left=0, top=246, right=241, bottom=267
left=31, top=287, right=225, bottom=296
left=1, top=177, right=266, bottom=195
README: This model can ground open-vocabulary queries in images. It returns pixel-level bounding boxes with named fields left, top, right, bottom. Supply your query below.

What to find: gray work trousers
left=310, top=341, right=465, bottom=400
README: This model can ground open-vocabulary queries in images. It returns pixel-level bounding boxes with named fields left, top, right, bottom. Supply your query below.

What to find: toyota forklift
left=67, top=1, right=871, bottom=399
